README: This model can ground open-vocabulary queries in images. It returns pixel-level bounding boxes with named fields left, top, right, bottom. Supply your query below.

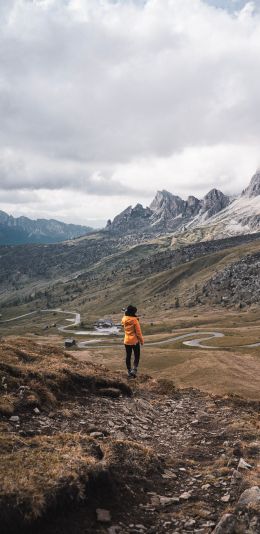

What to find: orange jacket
left=121, top=315, right=144, bottom=345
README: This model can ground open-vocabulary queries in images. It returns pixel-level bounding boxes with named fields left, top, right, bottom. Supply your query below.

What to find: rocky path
left=18, top=381, right=260, bottom=534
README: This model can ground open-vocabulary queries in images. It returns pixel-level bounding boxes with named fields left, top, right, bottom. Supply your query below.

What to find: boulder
left=212, top=513, right=236, bottom=533
left=237, top=486, right=260, bottom=509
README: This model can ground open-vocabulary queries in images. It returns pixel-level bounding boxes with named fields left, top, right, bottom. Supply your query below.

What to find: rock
left=150, top=495, right=179, bottom=508
left=96, top=508, right=111, bottom=523
left=247, top=441, right=260, bottom=457
left=238, top=458, right=252, bottom=470
left=232, top=441, right=243, bottom=457
left=231, top=469, right=242, bottom=485
left=33, top=407, right=40, bottom=414
left=212, top=513, right=236, bottom=533
left=237, top=486, right=260, bottom=509
left=221, top=494, right=230, bottom=503
left=9, top=416, right=20, bottom=423
left=162, top=470, right=177, bottom=479
left=149, top=495, right=160, bottom=507
left=202, top=483, right=211, bottom=490
left=90, top=432, right=104, bottom=439
left=185, top=519, right=196, bottom=527
left=179, top=491, right=192, bottom=500
left=159, top=496, right=179, bottom=507
left=135, top=398, right=154, bottom=412
left=107, top=526, right=120, bottom=534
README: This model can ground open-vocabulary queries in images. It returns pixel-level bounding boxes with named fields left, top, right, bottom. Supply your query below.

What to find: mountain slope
left=181, top=171, right=260, bottom=245
left=0, top=210, right=93, bottom=245
left=1, top=229, right=259, bottom=319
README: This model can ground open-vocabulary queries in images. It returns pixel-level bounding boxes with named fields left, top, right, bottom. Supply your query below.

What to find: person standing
left=121, top=305, right=144, bottom=378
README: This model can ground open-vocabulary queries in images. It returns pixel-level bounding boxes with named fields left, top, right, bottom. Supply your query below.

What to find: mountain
left=189, top=171, right=260, bottom=242
left=106, top=203, right=152, bottom=234
left=242, top=169, right=260, bottom=197
left=106, top=172, right=260, bottom=243
left=0, top=211, right=93, bottom=245
left=106, top=186, right=231, bottom=235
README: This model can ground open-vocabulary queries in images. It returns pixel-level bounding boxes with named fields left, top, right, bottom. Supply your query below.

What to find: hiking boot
left=127, top=370, right=133, bottom=378
left=131, top=367, right=138, bottom=378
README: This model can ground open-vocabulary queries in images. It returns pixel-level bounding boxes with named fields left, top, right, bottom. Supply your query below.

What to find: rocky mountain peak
left=106, top=203, right=152, bottom=233
left=200, top=188, right=230, bottom=218
left=187, top=195, right=200, bottom=207
left=0, top=210, right=10, bottom=224
left=242, top=170, right=260, bottom=198
left=150, top=190, right=184, bottom=216
left=150, top=189, right=183, bottom=211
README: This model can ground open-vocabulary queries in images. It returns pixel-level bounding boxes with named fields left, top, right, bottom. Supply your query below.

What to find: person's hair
left=125, top=305, right=137, bottom=317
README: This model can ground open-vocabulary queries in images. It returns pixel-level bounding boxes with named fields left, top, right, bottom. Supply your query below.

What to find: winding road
left=1, top=308, right=259, bottom=349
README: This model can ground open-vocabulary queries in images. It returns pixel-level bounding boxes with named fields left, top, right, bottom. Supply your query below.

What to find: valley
left=1, top=209, right=260, bottom=405
left=1, top=304, right=260, bottom=401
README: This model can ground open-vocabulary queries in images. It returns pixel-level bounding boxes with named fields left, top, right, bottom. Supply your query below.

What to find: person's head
left=125, top=305, right=137, bottom=317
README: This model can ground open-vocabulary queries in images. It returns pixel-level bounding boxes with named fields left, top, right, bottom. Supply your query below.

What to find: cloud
left=0, top=148, right=145, bottom=196
left=0, top=188, right=149, bottom=228
left=114, top=143, right=260, bottom=198
left=0, top=0, right=260, bottom=223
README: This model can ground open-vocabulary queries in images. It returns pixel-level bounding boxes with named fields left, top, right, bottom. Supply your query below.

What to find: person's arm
left=134, top=318, right=144, bottom=345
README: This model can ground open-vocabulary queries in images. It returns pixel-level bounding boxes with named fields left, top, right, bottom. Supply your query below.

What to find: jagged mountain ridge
left=0, top=210, right=93, bottom=245
left=106, top=171, right=260, bottom=240
left=106, top=186, right=231, bottom=235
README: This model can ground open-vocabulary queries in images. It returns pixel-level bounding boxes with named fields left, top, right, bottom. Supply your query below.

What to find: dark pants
left=125, top=343, right=140, bottom=371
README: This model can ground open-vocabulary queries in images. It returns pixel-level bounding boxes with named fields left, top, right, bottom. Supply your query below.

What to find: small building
left=64, top=338, right=76, bottom=348
left=95, top=319, right=114, bottom=329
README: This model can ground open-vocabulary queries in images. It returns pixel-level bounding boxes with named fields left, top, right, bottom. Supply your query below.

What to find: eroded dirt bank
left=0, top=338, right=259, bottom=534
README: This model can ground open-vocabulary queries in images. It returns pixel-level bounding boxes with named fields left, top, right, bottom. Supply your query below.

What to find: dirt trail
left=20, top=381, right=260, bottom=534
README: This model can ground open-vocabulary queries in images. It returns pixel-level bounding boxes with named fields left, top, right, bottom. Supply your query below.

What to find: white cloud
left=0, top=0, right=260, bottom=224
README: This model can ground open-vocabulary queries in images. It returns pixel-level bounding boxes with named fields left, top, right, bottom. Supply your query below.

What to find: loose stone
left=96, top=508, right=111, bottom=523
left=9, top=416, right=20, bottom=422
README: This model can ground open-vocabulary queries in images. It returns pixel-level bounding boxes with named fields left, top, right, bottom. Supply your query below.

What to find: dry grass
left=0, top=428, right=157, bottom=531
left=0, top=338, right=132, bottom=417
left=0, top=339, right=160, bottom=532
left=79, top=341, right=260, bottom=400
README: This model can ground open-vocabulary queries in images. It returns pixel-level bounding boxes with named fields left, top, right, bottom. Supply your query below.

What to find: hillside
left=0, top=210, right=92, bottom=245
left=1, top=231, right=259, bottom=322
left=1, top=338, right=260, bottom=534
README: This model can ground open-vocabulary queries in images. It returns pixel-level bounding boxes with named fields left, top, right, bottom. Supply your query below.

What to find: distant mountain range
left=106, top=171, right=260, bottom=243
left=0, top=211, right=93, bottom=245
left=1, top=170, right=260, bottom=246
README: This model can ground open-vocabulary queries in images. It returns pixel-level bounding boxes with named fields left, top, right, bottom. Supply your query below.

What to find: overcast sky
left=0, top=0, right=260, bottom=227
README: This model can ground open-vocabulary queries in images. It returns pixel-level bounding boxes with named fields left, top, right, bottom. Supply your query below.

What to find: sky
left=0, top=0, right=260, bottom=227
